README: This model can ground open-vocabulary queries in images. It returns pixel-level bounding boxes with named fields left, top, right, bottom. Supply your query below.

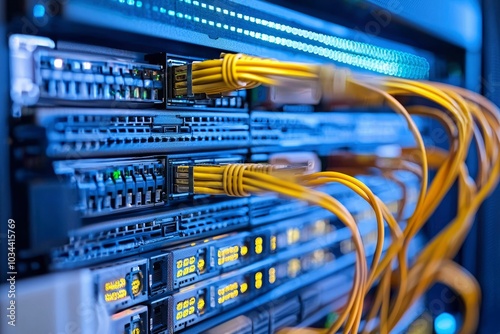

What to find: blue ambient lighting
left=33, top=4, right=45, bottom=18
left=110, top=0, right=430, bottom=78
left=434, top=313, right=457, bottom=334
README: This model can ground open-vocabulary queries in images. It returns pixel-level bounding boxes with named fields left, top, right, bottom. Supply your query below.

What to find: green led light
left=113, top=170, right=121, bottom=180
left=159, top=7, right=166, bottom=14
left=127, top=0, right=134, bottom=5
left=168, top=10, right=175, bottom=16
left=136, top=1, right=142, bottom=7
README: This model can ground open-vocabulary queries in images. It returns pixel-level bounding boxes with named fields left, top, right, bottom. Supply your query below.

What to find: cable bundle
left=185, top=53, right=500, bottom=333
left=173, top=53, right=319, bottom=96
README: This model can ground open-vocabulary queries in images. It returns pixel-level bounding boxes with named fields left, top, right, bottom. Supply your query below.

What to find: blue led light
left=110, top=0, right=427, bottom=78
left=435, top=313, right=457, bottom=334
left=33, top=4, right=45, bottom=18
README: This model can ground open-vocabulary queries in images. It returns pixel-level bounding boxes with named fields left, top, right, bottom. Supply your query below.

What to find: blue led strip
left=107, top=0, right=430, bottom=78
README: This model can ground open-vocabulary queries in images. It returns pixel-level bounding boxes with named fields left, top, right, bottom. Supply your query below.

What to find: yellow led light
left=255, top=272, right=263, bottom=280
left=314, top=219, right=327, bottom=234
left=189, top=256, right=196, bottom=265
left=189, top=297, right=195, bottom=305
left=176, top=312, right=182, bottom=320
left=198, top=298, right=205, bottom=310
left=182, top=309, right=189, bottom=317
left=255, top=245, right=263, bottom=254
left=255, top=280, right=262, bottom=289
left=269, top=267, right=276, bottom=284
left=255, top=237, right=263, bottom=245
left=177, top=270, right=183, bottom=278
left=270, top=236, right=277, bottom=251
left=189, top=306, right=195, bottom=315
left=183, top=258, right=189, bottom=267
left=176, top=260, right=183, bottom=269
left=131, top=277, right=142, bottom=296
left=240, top=282, right=248, bottom=293
left=183, top=300, right=189, bottom=308
left=197, top=259, right=205, bottom=271
left=240, top=246, right=248, bottom=256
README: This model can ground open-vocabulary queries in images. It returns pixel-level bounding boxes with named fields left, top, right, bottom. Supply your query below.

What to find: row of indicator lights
left=254, top=271, right=263, bottom=289
left=217, top=282, right=242, bottom=305
left=176, top=256, right=205, bottom=278
left=217, top=246, right=243, bottom=266
left=176, top=296, right=197, bottom=321
left=254, top=237, right=263, bottom=255
left=287, top=227, right=301, bottom=245
left=52, top=58, right=93, bottom=71
left=178, top=0, right=430, bottom=68
left=268, top=267, right=276, bottom=284
left=110, top=0, right=428, bottom=78
left=287, top=258, right=301, bottom=278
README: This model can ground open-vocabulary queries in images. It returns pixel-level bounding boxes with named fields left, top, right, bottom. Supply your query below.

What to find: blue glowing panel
left=83, top=0, right=429, bottom=78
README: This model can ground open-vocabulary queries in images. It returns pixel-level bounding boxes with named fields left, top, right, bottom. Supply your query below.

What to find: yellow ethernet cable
left=175, top=53, right=500, bottom=333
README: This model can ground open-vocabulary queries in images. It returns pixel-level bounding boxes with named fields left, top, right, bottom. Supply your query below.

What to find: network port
left=53, top=157, right=165, bottom=217
left=147, top=53, right=248, bottom=111
left=167, top=150, right=247, bottom=199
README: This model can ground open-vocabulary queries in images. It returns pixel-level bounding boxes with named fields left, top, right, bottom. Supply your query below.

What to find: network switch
left=53, top=157, right=165, bottom=217
left=14, top=108, right=250, bottom=157
left=86, top=210, right=345, bottom=315
left=149, top=231, right=354, bottom=333
left=47, top=166, right=414, bottom=267
left=9, top=35, right=163, bottom=112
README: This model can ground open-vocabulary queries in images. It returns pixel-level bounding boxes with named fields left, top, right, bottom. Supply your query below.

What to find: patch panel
left=9, top=35, right=163, bottom=111
left=53, top=157, right=165, bottom=217
left=147, top=53, right=248, bottom=111
left=16, top=108, right=250, bottom=157
left=51, top=198, right=250, bottom=268
left=166, top=150, right=247, bottom=199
